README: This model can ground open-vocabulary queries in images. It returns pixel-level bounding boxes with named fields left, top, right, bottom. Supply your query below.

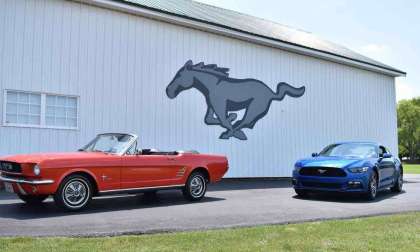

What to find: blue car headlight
left=294, top=164, right=302, bottom=173
left=348, top=167, right=369, bottom=173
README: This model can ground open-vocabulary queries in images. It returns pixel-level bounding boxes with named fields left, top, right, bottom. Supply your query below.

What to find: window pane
left=29, top=115, right=40, bottom=125
left=55, top=107, right=65, bottom=117
left=30, top=105, right=41, bottom=115
left=8, top=92, right=78, bottom=129
left=46, top=106, right=55, bottom=116
left=66, top=118, right=77, bottom=127
left=6, top=103, right=17, bottom=114
left=57, top=96, right=66, bottom=106
left=67, top=97, right=77, bottom=108
left=18, top=104, right=29, bottom=114
left=6, top=114, right=17, bottom=123
left=5, top=91, right=41, bottom=126
left=30, top=94, right=41, bottom=105
left=56, top=117, right=66, bottom=126
left=46, top=116, right=55, bottom=126
left=18, top=115, right=29, bottom=124
left=46, top=95, right=56, bottom=106
left=18, top=93, right=29, bottom=103
left=66, top=107, right=77, bottom=118
left=7, top=92, right=18, bottom=102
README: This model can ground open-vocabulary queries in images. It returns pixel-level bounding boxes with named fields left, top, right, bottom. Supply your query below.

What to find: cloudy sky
left=196, top=0, right=420, bottom=101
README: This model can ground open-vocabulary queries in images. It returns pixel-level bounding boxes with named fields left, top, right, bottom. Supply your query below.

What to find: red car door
left=121, top=154, right=185, bottom=189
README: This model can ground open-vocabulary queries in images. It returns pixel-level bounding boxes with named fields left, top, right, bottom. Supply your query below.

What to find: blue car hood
left=297, top=156, right=366, bottom=169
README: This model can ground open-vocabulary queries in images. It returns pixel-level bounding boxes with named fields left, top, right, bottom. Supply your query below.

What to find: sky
left=196, top=0, right=420, bottom=101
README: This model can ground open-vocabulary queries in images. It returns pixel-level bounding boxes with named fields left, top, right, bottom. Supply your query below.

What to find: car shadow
left=292, top=189, right=407, bottom=203
left=209, top=178, right=291, bottom=191
left=0, top=190, right=225, bottom=220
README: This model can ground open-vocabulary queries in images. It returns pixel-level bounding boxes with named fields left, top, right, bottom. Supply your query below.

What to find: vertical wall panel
left=0, top=0, right=399, bottom=177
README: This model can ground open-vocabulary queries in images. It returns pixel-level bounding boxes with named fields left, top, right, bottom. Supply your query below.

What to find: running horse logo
left=166, top=60, right=306, bottom=140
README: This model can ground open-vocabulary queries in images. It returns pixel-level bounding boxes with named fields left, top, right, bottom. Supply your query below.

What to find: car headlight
left=348, top=167, right=369, bottom=173
left=33, top=164, right=41, bottom=176
left=294, top=164, right=302, bottom=172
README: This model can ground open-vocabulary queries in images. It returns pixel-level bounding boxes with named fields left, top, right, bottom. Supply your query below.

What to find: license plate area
left=4, top=182, right=14, bottom=193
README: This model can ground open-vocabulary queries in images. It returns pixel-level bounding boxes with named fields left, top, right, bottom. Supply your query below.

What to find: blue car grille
left=301, top=181, right=342, bottom=189
left=299, top=167, right=347, bottom=177
left=0, top=161, right=22, bottom=173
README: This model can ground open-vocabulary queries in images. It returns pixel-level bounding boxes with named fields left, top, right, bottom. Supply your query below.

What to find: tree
left=397, top=97, right=420, bottom=160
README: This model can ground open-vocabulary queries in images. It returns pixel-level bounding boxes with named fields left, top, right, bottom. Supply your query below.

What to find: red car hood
left=0, top=152, right=109, bottom=164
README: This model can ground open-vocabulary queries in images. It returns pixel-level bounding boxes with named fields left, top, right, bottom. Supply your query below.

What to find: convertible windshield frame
left=319, top=143, right=379, bottom=159
left=80, top=133, right=138, bottom=156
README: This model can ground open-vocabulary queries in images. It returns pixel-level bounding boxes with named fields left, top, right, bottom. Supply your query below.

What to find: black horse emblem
left=166, top=60, right=306, bottom=140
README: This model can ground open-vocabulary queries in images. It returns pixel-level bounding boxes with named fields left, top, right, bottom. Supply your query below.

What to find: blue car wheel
left=391, top=171, right=403, bottom=193
left=364, top=172, right=378, bottom=200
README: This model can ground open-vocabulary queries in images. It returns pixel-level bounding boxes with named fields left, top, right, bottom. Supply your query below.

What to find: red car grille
left=0, top=161, right=22, bottom=173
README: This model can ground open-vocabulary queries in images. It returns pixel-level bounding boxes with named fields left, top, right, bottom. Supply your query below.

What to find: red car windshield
left=80, top=134, right=135, bottom=154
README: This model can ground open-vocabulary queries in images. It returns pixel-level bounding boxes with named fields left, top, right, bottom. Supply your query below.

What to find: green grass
left=1, top=212, right=420, bottom=252
left=404, top=164, right=420, bottom=174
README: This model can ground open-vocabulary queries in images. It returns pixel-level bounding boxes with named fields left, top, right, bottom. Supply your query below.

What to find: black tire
left=364, top=172, right=378, bottom=201
left=54, top=174, right=93, bottom=211
left=390, top=170, right=403, bottom=193
left=295, top=189, right=309, bottom=198
left=18, top=194, right=49, bottom=204
left=183, top=171, right=207, bottom=201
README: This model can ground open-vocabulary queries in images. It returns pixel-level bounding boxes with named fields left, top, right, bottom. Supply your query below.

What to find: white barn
left=0, top=0, right=405, bottom=177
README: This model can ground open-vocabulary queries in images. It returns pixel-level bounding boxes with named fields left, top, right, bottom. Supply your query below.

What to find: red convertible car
left=0, top=133, right=228, bottom=211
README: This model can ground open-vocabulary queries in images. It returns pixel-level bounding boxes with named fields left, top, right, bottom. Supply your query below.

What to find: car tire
left=54, top=174, right=93, bottom=211
left=390, top=170, right=403, bottom=193
left=295, top=189, right=309, bottom=198
left=183, top=171, right=207, bottom=201
left=364, top=172, right=378, bottom=201
left=18, top=194, right=49, bottom=204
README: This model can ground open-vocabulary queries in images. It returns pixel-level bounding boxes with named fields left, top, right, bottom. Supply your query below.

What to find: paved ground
left=1, top=175, right=420, bottom=237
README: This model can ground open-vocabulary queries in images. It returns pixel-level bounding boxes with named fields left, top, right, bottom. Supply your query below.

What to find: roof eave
left=75, top=0, right=406, bottom=77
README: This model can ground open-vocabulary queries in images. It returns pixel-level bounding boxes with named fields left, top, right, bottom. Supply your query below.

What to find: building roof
left=111, top=0, right=405, bottom=76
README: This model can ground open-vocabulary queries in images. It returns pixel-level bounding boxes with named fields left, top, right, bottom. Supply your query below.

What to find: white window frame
left=2, top=89, right=79, bottom=130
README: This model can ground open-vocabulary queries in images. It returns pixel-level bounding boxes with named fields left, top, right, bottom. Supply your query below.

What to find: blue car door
left=377, top=146, right=396, bottom=187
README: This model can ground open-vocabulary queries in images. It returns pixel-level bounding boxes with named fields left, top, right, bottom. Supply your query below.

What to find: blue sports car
left=292, top=142, right=403, bottom=200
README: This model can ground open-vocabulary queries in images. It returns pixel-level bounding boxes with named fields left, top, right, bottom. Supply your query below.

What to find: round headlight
left=33, top=164, right=41, bottom=176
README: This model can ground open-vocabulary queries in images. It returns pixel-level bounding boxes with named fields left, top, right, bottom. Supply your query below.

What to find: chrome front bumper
left=0, top=174, right=54, bottom=185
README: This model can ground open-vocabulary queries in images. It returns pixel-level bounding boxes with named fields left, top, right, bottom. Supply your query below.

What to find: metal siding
left=0, top=0, right=398, bottom=177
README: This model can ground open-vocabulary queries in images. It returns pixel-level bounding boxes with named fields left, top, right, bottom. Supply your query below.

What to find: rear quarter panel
left=181, top=154, right=228, bottom=183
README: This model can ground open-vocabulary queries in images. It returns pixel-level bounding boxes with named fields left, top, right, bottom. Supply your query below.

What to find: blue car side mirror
left=311, top=153, right=318, bottom=157
left=381, top=153, right=392, bottom=158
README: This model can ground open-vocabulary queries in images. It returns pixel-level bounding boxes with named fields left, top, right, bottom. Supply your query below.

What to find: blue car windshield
left=319, top=143, right=378, bottom=158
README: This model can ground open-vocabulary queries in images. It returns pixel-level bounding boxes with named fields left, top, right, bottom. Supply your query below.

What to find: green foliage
left=397, top=97, right=420, bottom=160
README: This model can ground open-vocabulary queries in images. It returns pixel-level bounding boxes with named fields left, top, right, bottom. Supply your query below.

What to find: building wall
left=0, top=0, right=398, bottom=177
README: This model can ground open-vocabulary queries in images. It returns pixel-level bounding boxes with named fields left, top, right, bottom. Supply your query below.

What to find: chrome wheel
left=62, top=179, right=89, bottom=208
left=183, top=171, right=208, bottom=201
left=190, top=175, right=205, bottom=198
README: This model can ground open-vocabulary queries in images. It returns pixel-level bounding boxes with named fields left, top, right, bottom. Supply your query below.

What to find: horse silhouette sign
left=166, top=60, right=306, bottom=140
